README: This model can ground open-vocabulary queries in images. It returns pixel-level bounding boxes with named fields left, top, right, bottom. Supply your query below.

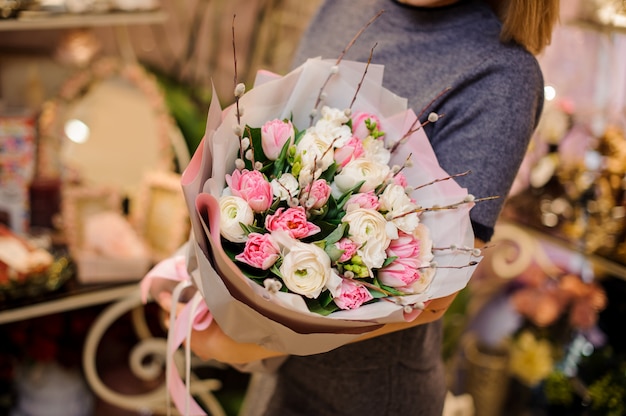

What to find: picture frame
left=62, top=185, right=153, bottom=283
left=132, top=171, right=189, bottom=262
left=62, top=185, right=123, bottom=254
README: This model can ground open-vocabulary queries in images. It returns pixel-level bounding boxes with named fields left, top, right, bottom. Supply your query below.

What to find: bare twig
left=349, top=43, right=377, bottom=110
left=412, top=170, right=471, bottom=191
left=335, top=9, right=385, bottom=66
left=310, top=10, right=385, bottom=126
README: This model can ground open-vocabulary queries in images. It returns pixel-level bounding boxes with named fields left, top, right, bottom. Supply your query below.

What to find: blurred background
left=0, top=0, right=625, bottom=415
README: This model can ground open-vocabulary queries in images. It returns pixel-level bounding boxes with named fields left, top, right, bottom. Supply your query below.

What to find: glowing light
left=64, top=119, right=90, bottom=143
left=544, top=85, right=556, bottom=101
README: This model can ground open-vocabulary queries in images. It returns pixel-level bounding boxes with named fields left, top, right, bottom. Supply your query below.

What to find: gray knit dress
left=260, top=1, right=544, bottom=414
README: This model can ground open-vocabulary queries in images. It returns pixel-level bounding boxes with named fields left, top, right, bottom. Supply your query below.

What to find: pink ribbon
left=140, top=255, right=213, bottom=416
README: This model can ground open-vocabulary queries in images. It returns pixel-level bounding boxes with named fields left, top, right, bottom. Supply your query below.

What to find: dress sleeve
left=424, top=54, right=545, bottom=242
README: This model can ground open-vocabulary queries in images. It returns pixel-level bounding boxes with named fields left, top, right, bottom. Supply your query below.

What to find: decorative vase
left=463, top=334, right=511, bottom=416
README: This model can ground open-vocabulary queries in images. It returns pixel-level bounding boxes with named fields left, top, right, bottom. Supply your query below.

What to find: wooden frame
left=62, top=185, right=122, bottom=254
left=132, top=171, right=189, bottom=262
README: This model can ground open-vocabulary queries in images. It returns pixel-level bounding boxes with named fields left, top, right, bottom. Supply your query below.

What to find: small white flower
left=310, top=106, right=352, bottom=147
left=234, top=83, right=246, bottom=97
left=428, top=112, right=439, bottom=123
left=271, top=173, right=300, bottom=201
left=233, top=124, right=243, bottom=136
left=361, top=137, right=391, bottom=165
left=218, top=196, right=254, bottom=243
left=263, top=278, right=282, bottom=293
left=296, top=132, right=335, bottom=184
left=414, top=301, right=426, bottom=310
left=379, top=183, right=420, bottom=234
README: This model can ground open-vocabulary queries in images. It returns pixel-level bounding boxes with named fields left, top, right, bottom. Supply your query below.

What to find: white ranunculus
left=361, top=136, right=391, bottom=165
left=379, top=183, right=420, bottom=234
left=296, top=131, right=335, bottom=185
left=342, top=208, right=391, bottom=269
left=271, top=173, right=300, bottom=201
left=333, top=158, right=390, bottom=195
left=218, top=195, right=254, bottom=243
left=279, top=241, right=331, bottom=298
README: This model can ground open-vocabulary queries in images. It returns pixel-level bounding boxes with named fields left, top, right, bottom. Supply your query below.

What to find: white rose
left=218, top=195, right=254, bottom=243
left=379, top=184, right=420, bottom=234
left=271, top=173, right=300, bottom=201
left=362, top=137, right=391, bottom=165
left=280, top=241, right=331, bottom=298
left=296, top=131, right=335, bottom=185
left=342, top=208, right=391, bottom=269
left=333, top=158, right=390, bottom=195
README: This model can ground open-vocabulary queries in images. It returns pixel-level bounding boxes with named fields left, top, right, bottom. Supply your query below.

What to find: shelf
left=0, top=279, right=138, bottom=324
left=567, top=18, right=626, bottom=35
left=499, top=196, right=626, bottom=281
left=0, top=10, right=167, bottom=31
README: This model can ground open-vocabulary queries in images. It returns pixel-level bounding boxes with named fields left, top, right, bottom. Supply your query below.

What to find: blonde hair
left=487, top=0, right=560, bottom=55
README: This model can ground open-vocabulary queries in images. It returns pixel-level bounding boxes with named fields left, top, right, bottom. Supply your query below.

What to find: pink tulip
left=334, top=136, right=364, bottom=167
left=261, top=119, right=294, bottom=160
left=378, top=258, right=421, bottom=289
left=386, top=231, right=421, bottom=259
left=301, top=179, right=331, bottom=209
left=345, top=191, right=379, bottom=210
left=227, top=169, right=273, bottom=212
left=336, top=238, right=359, bottom=263
left=334, top=279, right=373, bottom=310
left=351, top=111, right=382, bottom=140
left=265, top=206, right=321, bottom=239
left=235, top=233, right=280, bottom=270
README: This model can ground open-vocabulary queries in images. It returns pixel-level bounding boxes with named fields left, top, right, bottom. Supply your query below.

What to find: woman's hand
left=156, top=291, right=285, bottom=365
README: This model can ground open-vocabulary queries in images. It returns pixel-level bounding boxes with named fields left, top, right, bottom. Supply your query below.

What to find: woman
left=158, top=0, right=559, bottom=414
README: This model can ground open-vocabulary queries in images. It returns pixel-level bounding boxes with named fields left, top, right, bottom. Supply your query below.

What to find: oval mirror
left=37, top=57, right=189, bottom=203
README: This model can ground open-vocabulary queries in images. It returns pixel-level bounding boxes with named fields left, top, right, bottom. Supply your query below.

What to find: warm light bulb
left=64, top=118, right=90, bottom=143
left=544, top=85, right=557, bottom=101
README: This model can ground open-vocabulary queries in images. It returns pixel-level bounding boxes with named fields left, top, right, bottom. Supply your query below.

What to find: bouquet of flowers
left=142, top=53, right=481, bottom=357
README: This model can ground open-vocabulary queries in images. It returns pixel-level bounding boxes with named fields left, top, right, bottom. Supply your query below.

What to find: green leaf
left=335, top=181, right=366, bottom=211
left=305, top=297, right=339, bottom=316
left=381, top=255, right=398, bottom=268
left=325, top=222, right=348, bottom=245
left=325, top=244, right=345, bottom=263
left=248, top=126, right=269, bottom=164
left=293, top=128, right=307, bottom=145
left=271, top=138, right=295, bottom=178
left=319, top=163, right=338, bottom=183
